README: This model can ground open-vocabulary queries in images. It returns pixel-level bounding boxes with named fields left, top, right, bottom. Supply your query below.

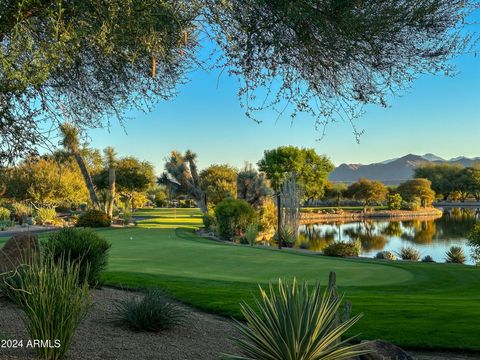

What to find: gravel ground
left=0, top=287, right=239, bottom=360
left=1, top=288, right=479, bottom=360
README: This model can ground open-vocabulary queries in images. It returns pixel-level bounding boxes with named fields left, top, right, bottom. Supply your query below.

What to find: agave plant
left=445, top=246, right=466, bottom=264
left=224, top=278, right=371, bottom=360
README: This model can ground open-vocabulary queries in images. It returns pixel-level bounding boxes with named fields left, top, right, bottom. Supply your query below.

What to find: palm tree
left=60, top=123, right=100, bottom=209
left=103, top=147, right=117, bottom=217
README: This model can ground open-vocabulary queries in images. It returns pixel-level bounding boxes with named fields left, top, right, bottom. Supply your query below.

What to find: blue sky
left=89, top=37, right=480, bottom=174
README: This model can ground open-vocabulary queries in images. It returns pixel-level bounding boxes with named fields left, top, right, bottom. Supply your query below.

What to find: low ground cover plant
left=76, top=209, right=111, bottom=228
left=224, top=278, right=370, bottom=360
left=323, top=240, right=361, bottom=257
left=4, top=255, right=90, bottom=360
left=422, top=255, right=435, bottom=263
left=445, top=246, right=466, bottom=264
left=116, top=289, right=185, bottom=332
left=43, top=228, right=111, bottom=286
left=396, top=246, right=421, bottom=261
left=375, top=251, right=397, bottom=260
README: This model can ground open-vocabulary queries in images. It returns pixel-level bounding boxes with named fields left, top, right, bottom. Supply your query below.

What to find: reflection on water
left=298, top=208, right=479, bottom=264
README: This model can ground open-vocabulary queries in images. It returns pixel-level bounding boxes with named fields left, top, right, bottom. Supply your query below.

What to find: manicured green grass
left=4, top=208, right=478, bottom=350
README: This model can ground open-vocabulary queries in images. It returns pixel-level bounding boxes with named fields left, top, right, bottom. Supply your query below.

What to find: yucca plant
left=4, top=255, right=91, bottom=360
left=445, top=246, right=466, bottom=264
left=396, top=246, right=420, bottom=261
left=224, top=278, right=371, bottom=360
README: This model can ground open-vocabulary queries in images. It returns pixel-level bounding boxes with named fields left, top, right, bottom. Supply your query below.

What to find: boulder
left=357, top=340, right=413, bottom=360
left=0, top=233, right=40, bottom=274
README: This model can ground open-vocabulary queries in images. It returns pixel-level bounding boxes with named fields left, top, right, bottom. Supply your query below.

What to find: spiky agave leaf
left=224, top=278, right=371, bottom=360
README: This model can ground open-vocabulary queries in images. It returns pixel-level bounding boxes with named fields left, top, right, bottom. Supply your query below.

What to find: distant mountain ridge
left=330, top=154, right=480, bottom=185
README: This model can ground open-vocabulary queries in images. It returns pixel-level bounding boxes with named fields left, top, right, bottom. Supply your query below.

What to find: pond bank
left=301, top=207, right=443, bottom=224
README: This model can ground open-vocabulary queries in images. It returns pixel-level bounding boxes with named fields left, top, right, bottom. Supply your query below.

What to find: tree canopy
left=200, top=164, right=238, bottom=205
left=345, top=178, right=388, bottom=208
left=397, top=178, right=436, bottom=208
left=1, top=0, right=477, bottom=164
left=257, top=146, right=334, bottom=201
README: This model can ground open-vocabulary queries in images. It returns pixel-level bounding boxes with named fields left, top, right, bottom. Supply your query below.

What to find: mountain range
left=329, top=154, right=480, bottom=185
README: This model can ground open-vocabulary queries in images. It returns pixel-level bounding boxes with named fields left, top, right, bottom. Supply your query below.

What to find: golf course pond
left=298, top=207, right=479, bottom=264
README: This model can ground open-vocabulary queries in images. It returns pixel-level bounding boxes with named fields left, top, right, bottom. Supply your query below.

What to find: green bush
left=35, top=207, right=57, bottom=224
left=400, top=201, right=420, bottom=211
left=277, top=226, right=297, bottom=247
left=445, top=246, right=466, bottom=264
left=386, top=194, right=402, bottom=210
left=421, top=255, right=435, bottom=263
left=4, top=255, right=90, bottom=360
left=11, top=202, right=31, bottom=222
left=224, top=279, right=370, bottom=360
left=468, top=223, right=480, bottom=265
left=0, top=207, right=11, bottom=221
left=76, top=209, right=111, bottom=228
left=214, top=198, right=257, bottom=240
left=202, top=209, right=216, bottom=230
left=43, top=228, right=111, bottom=286
left=375, top=251, right=396, bottom=260
left=116, top=289, right=185, bottom=332
left=396, top=246, right=421, bottom=261
left=323, top=240, right=361, bottom=257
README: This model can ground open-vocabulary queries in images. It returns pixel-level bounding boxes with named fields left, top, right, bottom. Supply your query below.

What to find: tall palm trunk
left=73, top=152, right=100, bottom=209
left=107, top=167, right=116, bottom=217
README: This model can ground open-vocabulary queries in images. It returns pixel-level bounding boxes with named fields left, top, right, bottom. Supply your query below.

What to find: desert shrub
left=224, top=279, right=370, bottom=360
left=422, top=255, right=435, bottom=263
left=122, top=211, right=132, bottom=224
left=258, top=198, right=276, bottom=233
left=323, top=240, right=361, bottom=257
left=35, top=207, right=57, bottom=225
left=279, top=226, right=297, bottom=247
left=214, top=198, right=257, bottom=240
left=0, top=207, right=11, bottom=221
left=386, top=194, right=402, bottom=210
left=245, top=223, right=258, bottom=246
left=445, top=246, right=466, bottom=264
left=11, top=203, right=31, bottom=223
left=43, top=228, right=111, bottom=286
left=397, top=246, right=421, bottom=261
left=298, top=239, right=311, bottom=250
left=5, top=255, right=90, bottom=360
left=375, top=251, right=396, bottom=260
left=116, top=289, right=184, bottom=332
left=468, top=224, right=480, bottom=265
left=400, top=201, right=420, bottom=211
left=76, top=209, right=111, bottom=228
left=202, top=209, right=216, bottom=230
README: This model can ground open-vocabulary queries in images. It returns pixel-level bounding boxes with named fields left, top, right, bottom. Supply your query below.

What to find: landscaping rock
left=358, top=340, right=414, bottom=360
left=0, top=233, right=40, bottom=273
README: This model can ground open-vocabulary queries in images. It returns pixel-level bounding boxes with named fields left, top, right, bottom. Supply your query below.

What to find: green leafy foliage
left=43, top=228, right=111, bottom=286
left=76, top=209, right=111, bottom=228
left=468, top=223, right=480, bottom=265
left=323, top=241, right=361, bottom=258
left=224, top=279, right=370, bottom=360
left=397, top=247, right=421, bottom=261
left=35, top=207, right=57, bottom=224
left=236, top=163, right=273, bottom=208
left=386, top=193, right=402, bottom=210
left=397, top=179, right=435, bottom=208
left=0, top=207, right=10, bottom=221
left=3, top=255, right=91, bottom=360
left=116, top=289, right=185, bottom=332
left=375, top=251, right=397, bottom=261
left=214, top=198, right=257, bottom=240
left=202, top=209, right=216, bottom=230
left=345, top=179, right=388, bottom=208
left=445, top=246, right=466, bottom=264
left=258, top=146, right=334, bottom=201
left=245, top=223, right=258, bottom=246
left=200, top=164, right=238, bottom=205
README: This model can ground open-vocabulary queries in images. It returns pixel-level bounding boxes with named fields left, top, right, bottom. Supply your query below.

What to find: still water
left=298, top=208, right=479, bottom=264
